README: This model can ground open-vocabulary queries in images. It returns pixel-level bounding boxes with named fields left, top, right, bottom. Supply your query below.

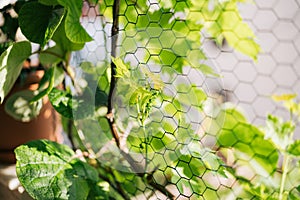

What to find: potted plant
left=0, top=0, right=93, bottom=163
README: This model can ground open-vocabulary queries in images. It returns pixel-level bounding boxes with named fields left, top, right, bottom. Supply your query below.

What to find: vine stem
left=279, top=153, right=290, bottom=200
left=104, top=0, right=175, bottom=198
left=106, top=0, right=120, bottom=147
left=279, top=122, right=294, bottom=200
left=143, top=125, right=149, bottom=172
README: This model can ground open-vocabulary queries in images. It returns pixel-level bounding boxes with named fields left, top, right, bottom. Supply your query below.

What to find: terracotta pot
left=0, top=70, right=62, bottom=163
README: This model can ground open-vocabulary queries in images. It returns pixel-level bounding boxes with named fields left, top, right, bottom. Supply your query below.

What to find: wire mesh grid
left=70, top=0, right=300, bottom=199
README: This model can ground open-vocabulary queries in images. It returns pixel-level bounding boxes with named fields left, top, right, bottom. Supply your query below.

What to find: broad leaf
left=15, top=140, right=108, bottom=200
left=19, top=2, right=64, bottom=46
left=217, top=107, right=278, bottom=175
left=0, top=41, right=32, bottom=103
left=52, top=18, right=85, bottom=52
left=203, top=1, right=260, bottom=60
left=40, top=19, right=85, bottom=66
left=57, top=0, right=93, bottom=43
left=4, top=90, right=43, bottom=122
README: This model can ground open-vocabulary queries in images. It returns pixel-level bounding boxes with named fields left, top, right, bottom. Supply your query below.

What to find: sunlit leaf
left=15, top=140, right=108, bottom=200
left=204, top=1, right=260, bottom=60
left=40, top=18, right=85, bottom=65
left=272, top=94, right=297, bottom=102
left=0, top=41, right=32, bottom=103
left=217, top=108, right=278, bottom=174
left=57, top=0, right=93, bottom=43
left=111, top=57, right=130, bottom=78
left=52, top=18, right=85, bottom=52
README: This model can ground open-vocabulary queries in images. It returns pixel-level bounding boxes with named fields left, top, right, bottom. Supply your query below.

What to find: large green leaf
left=15, top=140, right=108, bottom=200
left=0, top=41, right=32, bottom=103
left=39, top=17, right=85, bottom=65
left=217, top=107, right=278, bottom=175
left=204, top=1, right=261, bottom=60
left=19, top=2, right=64, bottom=46
left=52, top=18, right=85, bottom=52
left=57, top=0, right=93, bottom=43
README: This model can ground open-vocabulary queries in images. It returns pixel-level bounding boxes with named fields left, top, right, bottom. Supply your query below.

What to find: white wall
left=202, top=0, right=300, bottom=126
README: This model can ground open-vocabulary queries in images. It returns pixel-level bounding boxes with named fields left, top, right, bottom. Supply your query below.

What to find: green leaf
left=288, top=140, right=300, bottom=156
left=19, top=2, right=64, bottom=46
left=0, top=41, right=32, bottom=103
left=289, top=185, right=300, bottom=200
left=57, top=0, right=93, bottom=43
left=52, top=18, right=85, bottom=52
left=217, top=108, right=278, bottom=175
left=48, top=88, right=74, bottom=119
left=179, top=139, right=228, bottom=178
left=239, top=178, right=278, bottom=199
left=201, top=149, right=224, bottom=171
left=15, top=140, right=108, bottom=200
left=264, top=114, right=295, bottom=150
left=49, top=88, right=95, bottom=120
left=204, top=1, right=260, bottom=60
left=0, top=11, right=18, bottom=42
left=112, top=57, right=130, bottom=78
left=175, top=84, right=207, bottom=111
left=40, top=19, right=85, bottom=65
left=4, top=90, right=43, bottom=122
left=198, top=64, right=220, bottom=77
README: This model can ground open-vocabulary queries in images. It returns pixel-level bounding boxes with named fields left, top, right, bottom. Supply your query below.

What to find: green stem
left=279, top=126, right=294, bottom=200
left=279, top=153, right=290, bottom=200
left=143, top=125, right=149, bottom=172
left=137, top=103, right=149, bottom=172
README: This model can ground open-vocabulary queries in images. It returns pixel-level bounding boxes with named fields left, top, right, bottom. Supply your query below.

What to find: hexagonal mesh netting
left=70, top=0, right=300, bottom=199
